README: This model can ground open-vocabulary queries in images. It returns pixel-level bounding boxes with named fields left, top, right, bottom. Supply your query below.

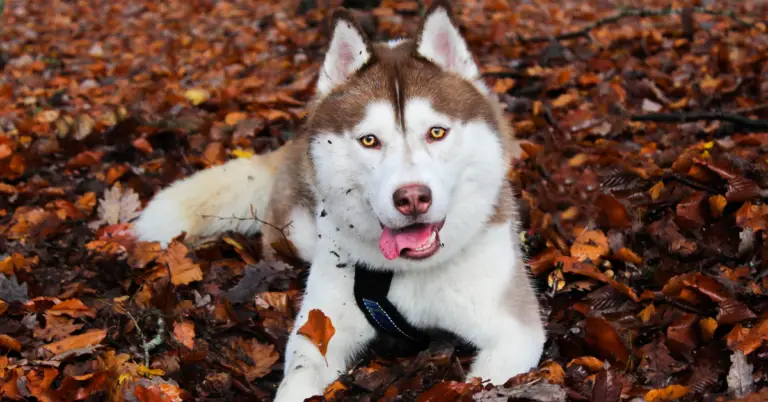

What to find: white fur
left=133, top=156, right=275, bottom=246
left=317, top=18, right=371, bottom=96
left=417, top=8, right=479, bottom=81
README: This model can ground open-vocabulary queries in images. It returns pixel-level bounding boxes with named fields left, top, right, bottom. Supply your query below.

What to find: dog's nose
left=393, top=184, right=432, bottom=216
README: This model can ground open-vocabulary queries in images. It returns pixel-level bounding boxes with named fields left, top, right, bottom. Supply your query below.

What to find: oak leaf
left=91, top=185, right=141, bottom=228
left=222, top=337, right=279, bottom=381
left=162, top=241, right=203, bottom=286
left=298, top=309, right=336, bottom=357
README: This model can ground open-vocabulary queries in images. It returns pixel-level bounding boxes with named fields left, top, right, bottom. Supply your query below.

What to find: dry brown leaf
left=34, top=313, right=84, bottom=341
left=648, top=181, right=664, bottom=201
left=222, top=338, right=279, bottom=381
left=566, top=356, right=604, bottom=372
left=0, top=334, right=22, bottom=351
left=42, top=328, right=107, bottom=355
left=91, top=185, right=141, bottom=228
left=538, top=360, right=565, bottom=384
left=172, top=320, right=195, bottom=349
left=298, top=309, right=336, bottom=358
left=162, top=240, right=203, bottom=286
left=135, top=382, right=185, bottom=402
left=48, top=298, right=96, bottom=319
left=571, top=230, right=609, bottom=263
left=644, top=384, right=690, bottom=401
left=637, top=303, right=656, bottom=323
left=552, top=93, right=576, bottom=108
left=708, top=195, right=728, bottom=219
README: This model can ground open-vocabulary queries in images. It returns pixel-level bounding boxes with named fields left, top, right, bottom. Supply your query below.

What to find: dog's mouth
left=379, top=220, right=445, bottom=261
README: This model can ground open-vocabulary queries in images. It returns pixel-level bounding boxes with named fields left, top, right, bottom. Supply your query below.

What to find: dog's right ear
left=316, top=10, right=372, bottom=96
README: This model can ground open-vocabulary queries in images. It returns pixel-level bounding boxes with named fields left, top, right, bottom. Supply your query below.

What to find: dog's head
left=305, top=1, right=515, bottom=269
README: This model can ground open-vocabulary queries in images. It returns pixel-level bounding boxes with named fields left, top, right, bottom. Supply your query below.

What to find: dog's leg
left=274, top=262, right=376, bottom=401
left=464, top=316, right=545, bottom=384
left=134, top=146, right=287, bottom=246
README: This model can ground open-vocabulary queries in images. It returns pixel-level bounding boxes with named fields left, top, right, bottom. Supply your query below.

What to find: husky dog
left=134, top=1, right=545, bottom=400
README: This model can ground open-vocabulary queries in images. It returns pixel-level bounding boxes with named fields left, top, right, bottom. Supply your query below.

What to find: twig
left=517, top=7, right=753, bottom=44
left=630, top=111, right=768, bottom=132
left=201, top=206, right=300, bottom=262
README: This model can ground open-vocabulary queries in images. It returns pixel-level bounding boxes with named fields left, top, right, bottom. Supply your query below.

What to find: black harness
left=353, top=263, right=430, bottom=348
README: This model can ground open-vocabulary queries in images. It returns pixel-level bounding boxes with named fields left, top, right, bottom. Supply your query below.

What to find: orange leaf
left=644, top=384, right=690, bottom=401
left=552, top=93, right=576, bottom=108
left=224, top=111, right=248, bottom=125
left=172, top=320, right=196, bottom=349
left=570, top=230, right=609, bottom=263
left=0, top=300, right=7, bottom=315
left=222, top=338, right=279, bottom=381
left=48, top=298, right=97, bottom=319
left=298, top=309, right=336, bottom=357
left=492, top=78, right=516, bottom=94
left=648, top=181, right=664, bottom=201
left=135, top=383, right=185, bottom=402
left=539, top=360, right=565, bottom=384
left=637, top=303, right=656, bottom=323
left=416, top=381, right=475, bottom=402
left=162, top=241, right=203, bottom=286
left=566, top=356, right=604, bottom=372
left=42, top=329, right=107, bottom=355
left=0, top=334, right=22, bottom=351
left=708, top=195, right=727, bottom=219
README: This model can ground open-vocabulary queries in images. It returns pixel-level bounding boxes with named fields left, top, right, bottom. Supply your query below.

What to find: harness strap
left=353, top=263, right=430, bottom=347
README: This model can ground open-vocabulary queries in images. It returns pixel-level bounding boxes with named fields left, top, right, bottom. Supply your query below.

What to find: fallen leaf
left=172, top=320, right=195, bottom=349
left=0, top=334, right=22, bottom=351
left=221, top=337, right=279, bottom=381
left=727, top=350, right=754, bottom=398
left=162, top=241, right=203, bottom=286
left=571, top=230, right=609, bottom=263
left=184, top=88, right=210, bottom=105
left=48, top=298, right=97, bottom=319
left=644, top=384, right=690, bottom=401
left=298, top=309, right=336, bottom=358
left=92, top=185, right=141, bottom=228
left=42, top=329, right=107, bottom=355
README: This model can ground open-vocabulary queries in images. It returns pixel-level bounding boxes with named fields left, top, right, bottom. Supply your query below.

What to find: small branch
left=630, top=111, right=768, bottom=132
left=201, top=206, right=300, bottom=262
left=517, top=7, right=753, bottom=44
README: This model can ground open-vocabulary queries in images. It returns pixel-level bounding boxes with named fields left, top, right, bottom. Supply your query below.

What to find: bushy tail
left=133, top=147, right=286, bottom=246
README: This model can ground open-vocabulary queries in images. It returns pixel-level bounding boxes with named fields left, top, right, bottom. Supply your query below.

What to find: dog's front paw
left=274, top=371, right=325, bottom=402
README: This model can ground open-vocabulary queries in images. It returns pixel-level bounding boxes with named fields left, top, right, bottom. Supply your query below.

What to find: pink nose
left=393, top=184, right=432, bottom=216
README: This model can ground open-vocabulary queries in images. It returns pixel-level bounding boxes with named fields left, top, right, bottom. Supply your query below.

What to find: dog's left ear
left=415, top=1, right=479, bottom=80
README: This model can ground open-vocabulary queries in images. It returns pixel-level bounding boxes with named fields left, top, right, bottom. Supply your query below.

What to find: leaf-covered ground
left=2, top=0, right=768, bottom=401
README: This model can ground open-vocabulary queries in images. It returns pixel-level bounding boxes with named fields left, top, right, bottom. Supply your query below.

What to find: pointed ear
left=317, top=9, right=372, bottom=96
left=415, top=1, right=479, bottom=80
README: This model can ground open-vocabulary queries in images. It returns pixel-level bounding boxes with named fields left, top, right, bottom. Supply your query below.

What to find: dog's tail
left=133, top=145, right=288, bottom=246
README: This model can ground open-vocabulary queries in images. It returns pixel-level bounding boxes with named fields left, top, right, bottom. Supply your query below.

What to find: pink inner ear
left=435, top=30, right=455, bottom=70
left=336, top=41, right=354, bottom=80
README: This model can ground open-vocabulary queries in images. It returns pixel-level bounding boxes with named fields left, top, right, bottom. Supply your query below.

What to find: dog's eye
left=428, top=126, right=448, bottom=141
left=359, top=134, right=380, bottom=149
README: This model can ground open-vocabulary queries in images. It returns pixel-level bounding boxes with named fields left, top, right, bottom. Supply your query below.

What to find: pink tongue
left=379, top=224, right=435, bottom=260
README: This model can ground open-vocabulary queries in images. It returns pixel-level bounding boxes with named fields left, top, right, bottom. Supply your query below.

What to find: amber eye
left=428, top=126, right=448, bottom=141
left=359, top=134, right=380, bottom=148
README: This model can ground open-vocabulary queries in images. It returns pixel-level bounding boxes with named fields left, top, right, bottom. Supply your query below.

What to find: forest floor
left=2, top=0, right=768, bottom=401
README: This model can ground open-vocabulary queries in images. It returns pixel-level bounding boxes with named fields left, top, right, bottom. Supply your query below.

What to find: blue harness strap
left=353, top=263, right=430, bottom=347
